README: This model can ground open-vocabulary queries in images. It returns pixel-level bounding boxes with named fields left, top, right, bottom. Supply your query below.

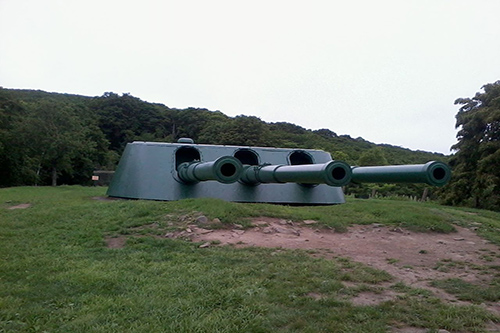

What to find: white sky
left=1, top=0, right=500, bottom=154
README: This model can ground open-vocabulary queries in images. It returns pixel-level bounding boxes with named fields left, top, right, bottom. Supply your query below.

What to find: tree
left=10, top=99, right=101, bottom=186
left=442, top=81, right=500, bottom=210
left=313, top=128, right=338, bottom=139
left=357, top=147, right=388, bottom=166
left=198, top=115, right=271, bottom=146
left=91, top=93, right=174, bottom=152
left=222, top=115, right=270, bottom=146
left=0, top=95, right=29, bottom=185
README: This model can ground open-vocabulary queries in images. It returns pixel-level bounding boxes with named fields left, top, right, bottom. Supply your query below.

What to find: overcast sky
left=1, top=0, right=499, bottom=154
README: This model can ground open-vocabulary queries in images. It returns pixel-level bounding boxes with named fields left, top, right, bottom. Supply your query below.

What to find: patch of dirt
left=185, top=217, right=500, bottom=316
left=391, top=328, right=428, bottom=333
left=7, top=203, right=32, bottom=209
left=105, top=236, right=127, bottom=248
left=350, top=289, right=401, bottom=306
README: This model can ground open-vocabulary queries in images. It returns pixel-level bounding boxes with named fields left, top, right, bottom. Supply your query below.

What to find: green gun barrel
left=178, top=156, right=243, bottom=184
left=241, top=160, right=352, bottom=187
left=351, top=161, right=451, bottom=187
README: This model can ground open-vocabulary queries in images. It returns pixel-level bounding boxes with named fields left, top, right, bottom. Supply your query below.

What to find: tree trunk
left=51, top=167, right=57, bottom=186
left=421, top=187, right=429, bottom=201
left=35, top=164, right=41, bottom=187
left=172, top=123, right=177, bottom=140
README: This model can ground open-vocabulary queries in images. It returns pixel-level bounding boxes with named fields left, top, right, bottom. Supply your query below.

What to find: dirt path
left=186, top=217, right=500, bottom=316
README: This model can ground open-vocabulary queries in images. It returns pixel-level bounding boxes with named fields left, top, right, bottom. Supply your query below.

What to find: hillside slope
left=0, top=88, right=448, bottom=192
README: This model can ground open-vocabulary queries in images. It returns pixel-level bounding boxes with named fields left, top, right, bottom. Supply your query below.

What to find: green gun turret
left=107, top=139, right=451, bottom=204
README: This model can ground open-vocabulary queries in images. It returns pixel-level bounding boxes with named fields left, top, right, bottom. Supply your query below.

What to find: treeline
left=441, top=81, right=500, bottom=211
left=1, top=86, right=491, bottom=208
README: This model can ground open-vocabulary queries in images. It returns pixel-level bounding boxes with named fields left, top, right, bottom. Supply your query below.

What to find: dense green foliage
left=441, top=81, right=500, bottom=211
left=0, top=88, right=446, bottom=197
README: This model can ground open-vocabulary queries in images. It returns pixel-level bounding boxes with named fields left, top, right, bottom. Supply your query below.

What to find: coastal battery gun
left=107, top=139, right=451, bottom=204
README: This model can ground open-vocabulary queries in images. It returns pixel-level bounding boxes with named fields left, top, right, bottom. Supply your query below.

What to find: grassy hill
left=1, top=186, right=499, bottom=332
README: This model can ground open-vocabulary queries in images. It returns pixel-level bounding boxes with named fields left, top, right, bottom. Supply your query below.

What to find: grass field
left=1, top=186, right=499, bottom=332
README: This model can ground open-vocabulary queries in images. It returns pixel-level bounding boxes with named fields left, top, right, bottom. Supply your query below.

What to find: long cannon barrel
left=178, top=156, right=243, bottom=184
left=241, top=160, right=352, bottom=187
left=351, top=161, right=451, bottom=187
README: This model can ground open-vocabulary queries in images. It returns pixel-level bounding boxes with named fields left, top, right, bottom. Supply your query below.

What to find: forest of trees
left=0, top=82, right=498, bottom=211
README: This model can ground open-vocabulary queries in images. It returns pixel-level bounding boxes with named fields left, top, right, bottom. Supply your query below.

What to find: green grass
left=1, top=186, right=499, bottom=332
left=431, top=278, right=500, bottom=303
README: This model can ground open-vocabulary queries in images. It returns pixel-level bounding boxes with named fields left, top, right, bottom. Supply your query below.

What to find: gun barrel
left=178, top=156, right=243, bottom=184
left=241, top=160, right=352, bottom=187
left=351, top=161, right=451, bottom=187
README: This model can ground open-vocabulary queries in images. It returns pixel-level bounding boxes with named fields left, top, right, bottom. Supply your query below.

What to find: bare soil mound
left=7, top=203, right=32, bottom=209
